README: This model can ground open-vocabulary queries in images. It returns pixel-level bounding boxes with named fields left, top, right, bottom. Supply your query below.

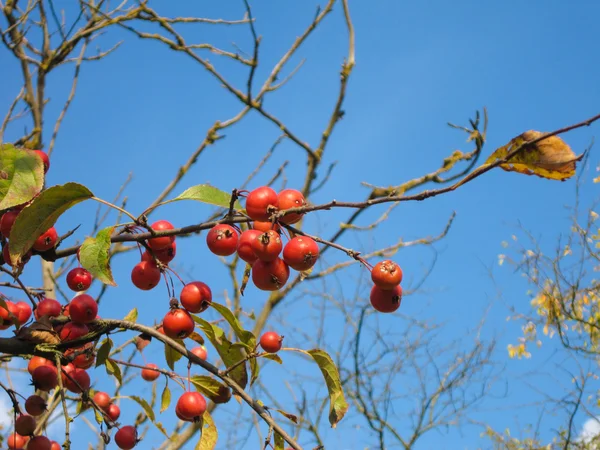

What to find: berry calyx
left=206, top=224, right=239, bottom=256
left=282, top=236, right=319, bottom=271
left=131, top=261, right=162, bottom=290
left=141, top=363, right=161, bottom=381
left=115, top=425, right=138, bottom=450
left=176, top=391, right=207, bottom=421
left=246, top=186, right=279, bottom=221
left=236, top=229, right=261, bottom=264
left=180, top=281, right=212, bottom=314
left=251, top=230, right=283, bottom=262
left=260, top=331, right=283, bottom=353
left=69, top=294, right=98, bottom=324
left=162, top=308, right=195, bottom=340
left=148, top=220, right=175, bottom=251
left=66, top=267, right=93, bottom=291
left=277, top=189, right=306, bottom=224
left=32, top=227, right=58, bottom=252
left=369, top=285, right=402, bottom=313
left=371, top=260, right=403, bottom=290
left=251, top=258, right=290, bottom=291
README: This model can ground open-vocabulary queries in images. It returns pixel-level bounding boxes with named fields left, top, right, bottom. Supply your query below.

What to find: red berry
left=236, top=229, right=261, bottom=264
left=245, top=186, right=279, bottom=221
left=0, top=210, right=19, bottom=238
left=63, top=366, right=90, bottom=393
left=32, top=227, right=58, bottom=252
left=107, top=403, right=121, bottom=421
left=0, top=300, right=19, bottom=328
left=180, top=281, right=212, bottom=314
left=253, top=220, right=280, bottom=233
left=370, top=285, right=402, bottom=313
left=115, top=425, right=138, bottom=450
left=15, top=414, right=36, bottom=436
left=142, top=241, right=177, bottom=264
left=175, top=403, right=190, bottom=421
left=282, top=236, right=319, bottom=271
left=371, top=260, right=403, bottom=290
left=162, top=309, right=195, bottom=340
left=66, top=268, right=92, bottom=291
left=251, top=230, right=282, bottom=262
left=15, top=301, right=32, bottom=325
left=141, top=363, right=160, bottom=381
left=34, top=298, right=62, bottom=320
left=32, top=150, right=50, bottom=173
left=27, top=356, right=53, bottom=376
left=50, top=442, right=61, bottom=450
left=206, top=224, right=238, bottom=256
left=32, top=365, right=58, bottom=391
left=131, top=261, right=161, bottom=290
left=190, top=346, right=208, bottom=361
left=260, top=331, right=283, bottom=353
left=277, top=189, right=306, bottom=224
left=68, top=294, right=98, bottom=324
left=59, top=322, right=89, bottom=342
left=176, top=391, right=206, bottom=421
left=93, top=391, right=111, bottom=410
left=65, top=343, right=95, bottom=369
left=148, top=220, right=175, bottom=251
left=252, top=258, right=290, bottom=291
left=27, top=436, right=52, bottom=450
left=25, top=395, right=47, bottom=416
left=7, top=432, right=28, bottom=450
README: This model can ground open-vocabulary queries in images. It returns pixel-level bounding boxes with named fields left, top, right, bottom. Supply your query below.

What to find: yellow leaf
left=485, top=131, right=583, bottom=181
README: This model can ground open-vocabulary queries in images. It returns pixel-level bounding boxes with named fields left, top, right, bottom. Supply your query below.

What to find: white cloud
left=579, top=417, right=600, bottom=448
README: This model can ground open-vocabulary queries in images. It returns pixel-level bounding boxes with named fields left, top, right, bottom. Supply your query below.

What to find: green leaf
left=195, top=411, right=218, bottom=450
left=262, top=353, right=283, bottom=364
left=79, top=226, right=116, bottom=286
left=307, top=349, right=348, bottom=428
left=275, top=409, right=298, bottom=423
left=0, top=144, right=44, bottom=210
left=210, top=302, right=256, bottom=348
left=123, top=308, right=138, bottom=323
left=160, top=384, right=171, bottom=414
left=165, top=339, right=185, bottom=370
left=9, top=182, right=93, bottom=265
left=105, top=358, right=122, bottom=385
left=171, top=184, right=241, bottom=209
left=192, top=316, right=248, bottom=388
left=95, top=338, right=113, bottom=367
left=190, top=375, right=232, bottom=404
left=94, top=406, right=104, bottom=424
left=274, top=431, right=285, bottom=450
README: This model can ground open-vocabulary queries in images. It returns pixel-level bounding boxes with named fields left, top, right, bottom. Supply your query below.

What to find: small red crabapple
left=236, top=229, right=261, bottom=264
left=180, top=281, right=212, bottom=314
left=115, top=425, right=138, bottom=449
left=371, top=260, right=403, bottom=290
left=190, top=346, right=208, bottom=361
left=32, top=150, right=50, bottom=173
left=162, top=308, right=195, bottom=339
left=131, top=261, right=162, bottom=290
left=260, top=331, right=283, bottom=353
left=245, top=186, right=279, bottom=221
left=252, top=258, right=290, bottom=291
left=370, top=285, right=402, bottom=313
left=66, top=267, right=93, bottom=291
left=206, top=224, right=239, bottom=256
left=148, top=220, right=175, bottom=251
left=141, top=363, right=161, bottom=381
left=32, top=227, right=58, bottom=252
left=282, top=236, right=319, bottom=271
left=251, top=230, right=283, bottom=262
left=176, top=391, right=207, bottom=421
left=277, top=189, right=306, bottom=224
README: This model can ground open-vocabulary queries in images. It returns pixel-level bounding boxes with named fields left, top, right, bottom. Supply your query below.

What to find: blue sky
left=2, top=1, right=600, bottom=449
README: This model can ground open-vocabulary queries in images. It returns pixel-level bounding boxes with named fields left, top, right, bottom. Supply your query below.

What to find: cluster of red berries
left=206, top=186, right=319, bottom=291
left=369, top=260, right=404, bottom=313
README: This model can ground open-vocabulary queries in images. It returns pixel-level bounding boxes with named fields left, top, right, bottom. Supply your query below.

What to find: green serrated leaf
left=165, top=339, right=185, bottom=370
left=210, top=302, right=256, bottom=348
left=190, top=375, right=232, bottom=404
left=0, top=145, right=44, bottom=210
left=195, top=411, right=218, bottom=450
left=192, top=315, right=248, bottom=388
left=79, top=226, right=116, bottom=286
left=306, top=349, right=348, bottom=427
left=95, top=338, right=113, bottom=367
left=171, top=184, right=241, bottom=209
left=160, top=384, right=171, bottom=414
left=123, top=308, right=138, bottom=323
left=105, top=358, right=122, bottom=385
left=274, top=431, right=285, bottom=450
left=9, top=182, right=93, bottom=265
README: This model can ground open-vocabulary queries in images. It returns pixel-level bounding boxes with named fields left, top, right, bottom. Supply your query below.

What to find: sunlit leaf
left=165, top=339, right=185, bottom=370
left=193, top=316, right=248, bottom=388
left=79, top=226, right=116, bottom=286
left=195, top=411, right=218, bottom=450
left=123, top=308, right=138, bottom=323
left=262, top=353, right=283, bottom=364
left=9, top=182, right=93, bottom=265
left=105, top=358, right=122, bottom=385
left=306, top=349, right=348, bottom=427
left=190, top=375, right=232, bottom=404
left=170, top=184, right=241, bottom=209
left=275, top=409, right=298, bottom=423
left=0, top=144, right=44, bottom=210
left=160, top=385, right=171, bottom=413
left=485, top=131, right=583, bottom=181
left=95, top=338, right=112, bottom=367
left=273, top=432, right=285, bottom=450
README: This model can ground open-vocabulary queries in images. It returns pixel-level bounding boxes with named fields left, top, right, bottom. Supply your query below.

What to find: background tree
left=0, top=1, right=599, bottom=449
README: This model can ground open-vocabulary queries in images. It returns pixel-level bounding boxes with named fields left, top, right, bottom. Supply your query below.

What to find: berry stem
left=91, top=197, right=137, bottom=222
